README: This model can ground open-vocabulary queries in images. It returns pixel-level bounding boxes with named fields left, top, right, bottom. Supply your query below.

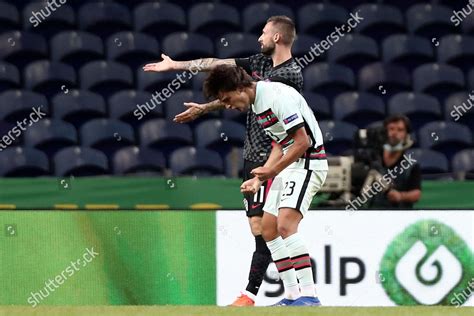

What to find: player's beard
left=260, top=43, right=275, bottom=56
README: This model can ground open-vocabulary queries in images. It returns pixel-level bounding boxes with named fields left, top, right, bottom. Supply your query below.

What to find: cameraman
left=368, top=115, right=422, bottom=209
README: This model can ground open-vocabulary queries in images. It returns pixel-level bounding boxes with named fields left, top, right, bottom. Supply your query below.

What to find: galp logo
left=379, top=220, right=473, bottom=305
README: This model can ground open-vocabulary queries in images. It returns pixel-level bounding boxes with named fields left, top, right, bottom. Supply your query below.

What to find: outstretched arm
left=143, top=54, right=236, bottom=72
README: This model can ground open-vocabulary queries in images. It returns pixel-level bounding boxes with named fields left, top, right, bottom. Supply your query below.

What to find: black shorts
left=243, top=159, right=272, bottom=217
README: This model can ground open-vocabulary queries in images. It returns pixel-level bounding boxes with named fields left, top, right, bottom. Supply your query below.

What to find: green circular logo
left=379, top=219, right=474, bottom=305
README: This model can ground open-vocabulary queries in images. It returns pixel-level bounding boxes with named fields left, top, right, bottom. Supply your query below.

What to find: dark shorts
left=243, top=159, right=272, bottom=217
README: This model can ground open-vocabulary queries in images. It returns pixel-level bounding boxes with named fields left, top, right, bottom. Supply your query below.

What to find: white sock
left=266, top=236, right=300, bottom=300
left=284, top=233, right=316, bottom=297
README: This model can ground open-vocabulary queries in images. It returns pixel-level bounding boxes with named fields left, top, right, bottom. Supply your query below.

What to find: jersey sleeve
left=235, top=54, right=263, bottom=75
left=272, top=89, right=305, bottom=135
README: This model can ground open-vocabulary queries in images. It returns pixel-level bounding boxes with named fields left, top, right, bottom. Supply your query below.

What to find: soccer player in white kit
left=203, top=65, right=328, bottom=306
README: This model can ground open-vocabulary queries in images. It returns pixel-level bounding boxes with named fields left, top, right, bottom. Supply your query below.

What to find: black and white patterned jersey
left=235, top=54, right=303, bottom=163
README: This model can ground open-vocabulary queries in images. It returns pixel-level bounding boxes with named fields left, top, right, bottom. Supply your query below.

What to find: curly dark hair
left=203, top=65, right=254, bottom=100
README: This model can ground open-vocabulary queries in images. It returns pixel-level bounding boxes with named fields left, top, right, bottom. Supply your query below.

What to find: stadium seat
left=23, top=1, right=75, bottom=39
left=406, top=4, right=457, bottom=38
left=303, top=92, right=331, bottom=121
left=137, top=70, right=190, bottom=94
left=318, top=120, right=358, bottom=155
left=52, top=89, right=106, bottom=128
left=24, top=61, right=77, bottom=99
left=358, top=62, right=411, bottom=99
left=217, top=33, right=259, bottom=59
left=109, top=90, right=163, bottom=126
left=303, top=63, right=355, bottom=100
left=225, top=147, right=244, bottom=178
left=139, top=119, right=193, bottom=156
left=79, top=61, right=133, bottom=98
left=330, top=0, right=371, bottom=10
left=413, top=63, right=465, bottom=102
left=444, top=92, right=474, bottom=133
left=80, top=118, right=135, bottom=159
left=169, top=146, right=224, bottom=176
left=407, top=148, right=451, bottom=179
left=113, top=146, right=165, bottom=175
left=54, top=146, right=109, bottom=176
left=0, top=31, right=48, bottom=69
left=164, top=90, right=217, bottom=123
left=0, top=2, right=20, bottom=32
left=51, top=31, right=104, bottom=70
left=24, top=118, right=77, bottom=157
left=291, top=34, right=321, bottom=61
left=0, top=61, right=20, bottom=92
left=106, top=32, right=159, bottom=70
left=382, top=35, right=434, bottom=71
left=439, top=35, right=474, bottom=72
left=0, top=120, right=19, bottom=146
left=462, top=11, right=474, bottom=35
left=470, top=69, right=474, bottom=90
left=333, top=92, right=385, bottom=128
left=0, top=90, right=49, bottom=123
left=194, top=119, right=246, bottom=157
left=388, top=92, right=442, bottom=131
left=382, top=0, right=426, bottom=11
left=297, top=3, right=347, bottom=38
left=134, top=2, right=186, bottom=39
left=243, top=2, right=294, bottom=35
left=162, top=32, right=214, bottom=60
left=355, top=4, right=405, bottom=41
left=0, top=147, right=49, bottom=177
left=222, top=107, right=246, bottom=125
left=452, top=149, right=474, bottom=179
left=189, top=3, right=240, bottom=40
left=78, top=2, right=131, bottom=39
left=418, top=121, right=473, bottom=159
left=192, top=72, right=207, bottom=92
left=328, top=34, right=379, bottom=72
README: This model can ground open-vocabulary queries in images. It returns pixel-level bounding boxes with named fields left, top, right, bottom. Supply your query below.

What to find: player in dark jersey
left=143, top=16, right=303, bottom=306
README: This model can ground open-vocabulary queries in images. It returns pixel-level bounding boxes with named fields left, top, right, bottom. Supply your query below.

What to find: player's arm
left=143, top=54, right=236, bottom=72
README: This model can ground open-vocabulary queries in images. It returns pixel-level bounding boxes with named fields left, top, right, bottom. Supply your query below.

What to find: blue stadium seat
left=0, top=31, right=48, bottom=69
left=331, top=0, right=371, bottom=10
left=406, top=4, right=457, bottom=38
left=333, top=92, right=385, bottom=128
left=78, top=2, right=131, bottom=39
left=243, top=2, right=294, bottom=35
left=139, top=118, right=193, bottom=156
left=382, top=35, right=434, bottom=71
left=24, top=61, right=76, bottom=99
left=0, top=147, right=49, bottom=177
left=137, top=69, right=190, bottom=94
left=462, top=11, right=474, bottom=34
left=52, top=89, right=106, bottom=128
left=23, top=1, right=75, bottom=39
left=217, top=33, right=259, bottom=59
left=79, top=61, right=133, bottom=98
left=113, top=146, right=165, bottom=175
left=407, top=148, right=450, bottom=179
left=382, top=0, right=426, bottom=11
left=134, top=2, right=186, bottom=39
left=470, top=69, right=474, bottom=90
left=0, top=90, right=49, bottom=123
left=355, top=4, right=405, bottom=41
left=222, top=107, right=246, bottom=125
left=189, top=3, right=240, bottom=40
left=54, top=146, right=108, bottom=176
left=303, top=92, right=331, bottom=121
left=106, top=32, right=159, bottom=70
left=358, top=62, right=411, bottom=99
left=413, top=63, right=465, bottom=102
left=439, top=35, right=474, bottom=72
left=388, top=92, right=442, bottom=131
left=418, top=121, right=473, bottom=159
left=0, top=120, right=19, bottom=146
left=24, top=118, right=77, bottom=157
left=318, top=120, right=358, bottom=155
left=328, top=34, right=379, bottom=72
left=195, top=119, right=245, bottom=157
left=109, top=90, right=163, bottom=126
left=452, top=149, right=474, bottom=179
left=51, top=31, right=104, bottom=70
left=170, top=146, right=224, bottom=176
left=444, top=92, right=474, bottom=133
left=304, top=63, right=355, bottom=100
left=162, top=32, right=214, bottom=60
left=0, top=2, right=20, bottom=32
left=225, top=147, right=244, bottom=178
left=192, top=72, right=207, bottom=92
left=0, top=61, right=20, bottom=92
left=297, top=3, right=347, bottom=38
left=80, top=118, right=135, bottom=159
left=292, top=34, right=321, bottom=60
left=165, top=90, right=217, bottom=123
